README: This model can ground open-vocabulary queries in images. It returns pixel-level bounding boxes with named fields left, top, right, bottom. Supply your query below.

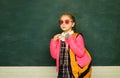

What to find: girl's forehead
left=60, top=15, right=71, bottom=20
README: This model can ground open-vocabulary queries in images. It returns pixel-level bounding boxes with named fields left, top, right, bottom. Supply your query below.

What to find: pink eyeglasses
left=59, top=19, right=72, bottom=25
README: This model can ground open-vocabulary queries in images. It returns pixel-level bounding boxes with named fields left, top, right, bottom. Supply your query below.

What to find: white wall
left=0, top=66, right=120, bottom=78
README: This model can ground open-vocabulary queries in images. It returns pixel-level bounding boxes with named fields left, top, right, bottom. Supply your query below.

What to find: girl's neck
left=63, top=30, right=74, bottom=35
left=63, top=30, right=73, bottom=34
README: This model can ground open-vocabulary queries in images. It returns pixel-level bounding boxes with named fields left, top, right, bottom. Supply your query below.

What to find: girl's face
left=59, top=15, right=75, bottom=33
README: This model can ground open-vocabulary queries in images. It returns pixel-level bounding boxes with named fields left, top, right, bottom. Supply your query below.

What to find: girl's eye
left=65, top=20, right=70, bottom=24
left=59, top=20, right=63, bottom=25
left=59, top=19, right=71, bottom=25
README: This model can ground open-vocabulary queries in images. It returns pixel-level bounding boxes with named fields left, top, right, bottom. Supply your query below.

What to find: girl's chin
left=61, top=29, right=67, bottom=31
left=62, top=29, right=68, bottom=32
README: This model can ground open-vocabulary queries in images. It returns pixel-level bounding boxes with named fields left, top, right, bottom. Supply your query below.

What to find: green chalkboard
left=0, top=0, right=120, bottom=66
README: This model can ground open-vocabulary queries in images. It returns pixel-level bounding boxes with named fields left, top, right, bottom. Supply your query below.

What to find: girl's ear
left=72, top=22, right=75, bottom=27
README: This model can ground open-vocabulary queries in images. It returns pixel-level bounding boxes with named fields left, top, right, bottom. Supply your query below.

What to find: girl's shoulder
left=73, top=32, right=83, bottom=38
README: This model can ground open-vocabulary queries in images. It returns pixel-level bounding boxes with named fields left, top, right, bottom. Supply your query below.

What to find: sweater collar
left=60, top=30, right=74, bottom=41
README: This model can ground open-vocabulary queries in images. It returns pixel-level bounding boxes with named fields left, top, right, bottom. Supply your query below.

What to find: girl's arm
left=50, top=39, right=59, bottom=59
left=66, top=34, right=85, bottom=57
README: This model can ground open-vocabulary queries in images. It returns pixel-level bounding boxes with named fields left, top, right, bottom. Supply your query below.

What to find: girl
left=50, top=13, right=92, bottom=78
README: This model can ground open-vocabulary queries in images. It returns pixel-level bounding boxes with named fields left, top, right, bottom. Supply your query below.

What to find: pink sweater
left=50, top=34, right=91, bottom=72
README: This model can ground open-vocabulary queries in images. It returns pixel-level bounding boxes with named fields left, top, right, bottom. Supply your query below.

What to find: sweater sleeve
left=66, top=34, right=85, bottom=58
left=50, top=39, right=59, bottom=59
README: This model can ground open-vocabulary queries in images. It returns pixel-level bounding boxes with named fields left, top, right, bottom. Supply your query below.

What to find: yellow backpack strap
left=72, top=32, right=79, bottom=38
left=69, top=49, right=79, bottom=78
left=69, top=32, right=80, bottom=78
